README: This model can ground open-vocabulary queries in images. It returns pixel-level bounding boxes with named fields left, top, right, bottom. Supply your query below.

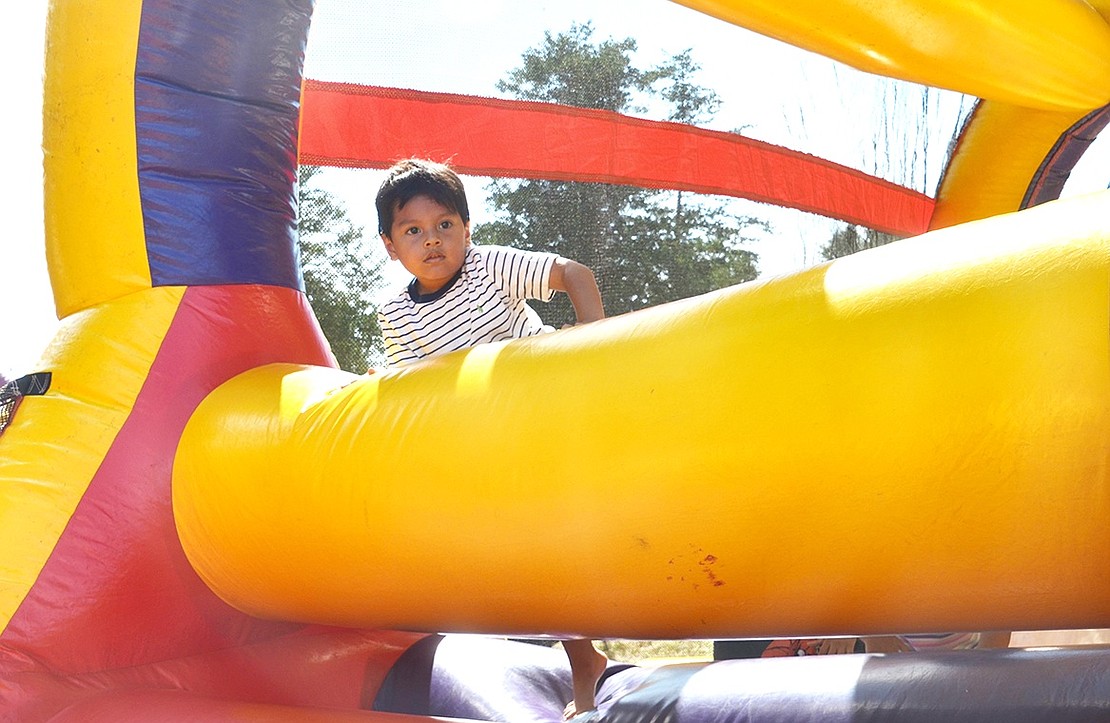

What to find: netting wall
left=296, top=0, right=974, bottom=371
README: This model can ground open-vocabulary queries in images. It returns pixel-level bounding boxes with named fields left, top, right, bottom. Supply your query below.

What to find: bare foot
left=562, top=639, right=607, bottom=719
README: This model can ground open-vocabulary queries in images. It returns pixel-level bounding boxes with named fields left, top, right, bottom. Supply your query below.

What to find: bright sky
left=305, top=0, right=967, bottom=174
left=4, top=3, right=50, bottom=379
left=4, top=0, right=1108, bottom=379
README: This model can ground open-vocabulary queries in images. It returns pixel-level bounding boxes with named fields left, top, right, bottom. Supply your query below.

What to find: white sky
left=4, top=2, right=50, bottom=380
left=4, top=0, right=1108, bottom=378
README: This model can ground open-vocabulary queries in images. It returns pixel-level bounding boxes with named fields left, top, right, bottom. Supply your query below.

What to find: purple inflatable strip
left=134, top=0, right=313, bottom=290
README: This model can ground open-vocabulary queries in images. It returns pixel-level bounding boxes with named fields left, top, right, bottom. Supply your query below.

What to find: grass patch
left=593, top=639, right=712, bottom=664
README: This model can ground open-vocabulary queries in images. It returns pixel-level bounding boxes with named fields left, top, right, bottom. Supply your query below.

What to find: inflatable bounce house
left=2, top=0, right=1109, bottom=720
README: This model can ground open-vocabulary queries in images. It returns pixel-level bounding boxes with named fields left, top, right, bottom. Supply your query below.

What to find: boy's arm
left=549, top=258, right=605, bottom=324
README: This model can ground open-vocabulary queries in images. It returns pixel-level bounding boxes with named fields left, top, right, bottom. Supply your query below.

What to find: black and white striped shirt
left=378, top=245, right=559, bottom=365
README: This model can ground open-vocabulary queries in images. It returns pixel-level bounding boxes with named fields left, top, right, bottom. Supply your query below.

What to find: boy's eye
left=439, top=220, right=453, bottom=230
left=404, top=226, right=421, bottom=235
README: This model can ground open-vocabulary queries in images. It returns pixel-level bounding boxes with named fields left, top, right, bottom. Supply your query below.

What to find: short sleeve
left=477, top=245, right=558, bottom=302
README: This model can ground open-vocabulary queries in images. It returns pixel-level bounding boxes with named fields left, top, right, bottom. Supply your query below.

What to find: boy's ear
left=380, top=233, right=398, bottom=259
left=464, top=222, right=472, bottom=245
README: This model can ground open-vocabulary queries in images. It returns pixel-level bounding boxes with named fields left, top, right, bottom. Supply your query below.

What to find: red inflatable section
left=298, top=81, right=935, bottom=237
left=0, top=285, right=423, bottom=719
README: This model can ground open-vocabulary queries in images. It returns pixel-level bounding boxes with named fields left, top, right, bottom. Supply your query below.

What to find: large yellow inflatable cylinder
left=671, top=0, right=1110, bottom=111
left=174, top=191, right=1110, bottom=640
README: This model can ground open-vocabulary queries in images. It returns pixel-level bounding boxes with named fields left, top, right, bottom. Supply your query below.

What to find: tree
left=297, top=165, right=386, bottom=371
left=819, top=224, right=901, bottom=261
left=475, top=24, right=763, bottom=322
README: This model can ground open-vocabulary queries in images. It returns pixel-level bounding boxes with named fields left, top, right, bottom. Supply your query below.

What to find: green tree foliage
left=819, top=225, right=901, bottom=261
left=297, top=165, right=385, bottom=371
left=474, top=24, right=763, bottom=322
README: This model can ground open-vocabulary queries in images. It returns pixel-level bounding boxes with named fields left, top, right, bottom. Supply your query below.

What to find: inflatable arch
left=2, top=0, right=1109, bottom=720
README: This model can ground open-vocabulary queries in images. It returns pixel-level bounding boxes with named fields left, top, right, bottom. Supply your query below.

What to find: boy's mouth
left=424, top=252, right=445, bottom=262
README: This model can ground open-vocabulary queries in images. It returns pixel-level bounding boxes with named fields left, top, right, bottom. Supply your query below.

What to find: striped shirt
left=378, top=244, right=559, bottom=366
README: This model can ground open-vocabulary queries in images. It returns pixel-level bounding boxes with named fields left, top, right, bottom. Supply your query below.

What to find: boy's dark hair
left=375, top=159, right=470, bottom=237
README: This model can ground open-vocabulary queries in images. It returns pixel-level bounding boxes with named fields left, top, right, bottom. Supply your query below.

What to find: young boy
left=374, top=159, right=608, bottom=717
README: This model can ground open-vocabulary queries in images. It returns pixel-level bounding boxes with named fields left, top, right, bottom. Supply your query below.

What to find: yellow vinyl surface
left=917, top=0, right=1110, bottom=228
left=43, top=0, right=150, bottom=318
left=929, top=102, right=1091, bottom=229
left=174, top=190, right=1110, bottom=640
left=670, top=0, right=1110, bottom=111
left=0, top=287, right=183, bottom=631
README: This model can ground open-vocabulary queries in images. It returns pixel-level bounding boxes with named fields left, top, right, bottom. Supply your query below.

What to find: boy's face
left=381, top=194, right=471, bottom=296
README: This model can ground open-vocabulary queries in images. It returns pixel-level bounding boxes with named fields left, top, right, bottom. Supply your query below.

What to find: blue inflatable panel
left=135, top=0, right=311, bottom=290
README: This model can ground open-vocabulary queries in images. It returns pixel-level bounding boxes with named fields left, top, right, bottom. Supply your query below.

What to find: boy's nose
left=424, top=234, right=440, bottom=246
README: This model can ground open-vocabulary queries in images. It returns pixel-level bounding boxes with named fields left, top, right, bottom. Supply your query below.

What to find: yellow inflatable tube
left=926, top=0, right=1110, bottom=228
left=174, top=190, right=1110, bottom=640
left=43, top=0, right=150, bottom=318
left=931, top=101, right=1098, bottom=229
left=671, top=0, right=1110, bottom=111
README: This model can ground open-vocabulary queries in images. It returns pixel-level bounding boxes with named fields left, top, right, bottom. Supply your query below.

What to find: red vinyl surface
left=299, top=81, right=935, bottom=237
